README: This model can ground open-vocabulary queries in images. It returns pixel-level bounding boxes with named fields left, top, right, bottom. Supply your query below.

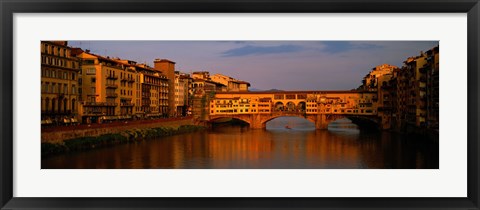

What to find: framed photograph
left=1, top=0, right=479, bottom=209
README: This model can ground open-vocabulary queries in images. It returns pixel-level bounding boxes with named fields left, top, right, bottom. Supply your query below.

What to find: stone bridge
left=206, top=90, right=384, bottom=129
left=209, top=112, right=379, bottom=129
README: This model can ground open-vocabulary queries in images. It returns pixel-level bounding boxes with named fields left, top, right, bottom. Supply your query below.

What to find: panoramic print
left=40, top=41, right=439, bottom=169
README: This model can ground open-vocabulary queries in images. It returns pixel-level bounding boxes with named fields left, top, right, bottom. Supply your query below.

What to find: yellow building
left=389, top=46, right=439, bottom=129
left=210, top=73, right=251, bottom=92
left=41, top=41, right=80, bottom=125
left=238, top=81, right=250, bottom=92
left=400, top=55, right=428, bottom=127
left=136, top=64, right=169, bottom=118
left=361, top=64, right=398, bottom=92
left=154, top=59, right=176, bottom=117
left=358, top=63, right=399, bottom=129
left=75, top=51, right=137, bottom=123
left=113, top=59, right=138, bottom=117
left=425, top=46, right=439, bottom=129
left=174, top=71, right=190, bottom=116
left=191, top=71, right=210, bottom=80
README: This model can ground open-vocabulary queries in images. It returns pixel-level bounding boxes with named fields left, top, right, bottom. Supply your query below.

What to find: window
left=83, top=59, right=95, bottom=65
left=86, top=68, right=96, bottom=75
left=297, top=94, right=307, bottom=99
left=91, top=78, right=96, bottom=83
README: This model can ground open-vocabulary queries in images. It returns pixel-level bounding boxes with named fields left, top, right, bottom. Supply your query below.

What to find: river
left=42, top=117, right=439, bottom=169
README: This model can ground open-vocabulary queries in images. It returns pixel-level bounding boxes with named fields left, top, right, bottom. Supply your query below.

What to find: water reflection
left=42, top=117, right=439, bottom=169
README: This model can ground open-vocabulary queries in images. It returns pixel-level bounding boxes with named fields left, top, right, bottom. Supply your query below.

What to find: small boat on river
left=285, top=125, right=292, bottom=129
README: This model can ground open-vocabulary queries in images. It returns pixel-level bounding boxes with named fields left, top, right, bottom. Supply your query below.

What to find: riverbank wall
left=41, top=117, right=196, bottom=143
left=41, top=117, right=205, bottom=157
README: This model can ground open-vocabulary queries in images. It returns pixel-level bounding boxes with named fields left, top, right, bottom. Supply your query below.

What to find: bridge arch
left=264, top=115, right=316, bottom=129
left=319, top=115, right=380, bottom=130
left=208, top=114, right=380, bottom=130
left=345, top=116, right=380, bottom=130
left=260, top=113, right=315, bottom=128
left=209, top=116, right=252, bottom=126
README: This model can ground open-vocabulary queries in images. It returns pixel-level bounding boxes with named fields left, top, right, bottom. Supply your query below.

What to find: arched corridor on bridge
left=297, top=102, right=306, bottom=112
left=285, top=102, right=296, bottom=112
left=274, top=102, right=284, bottom=111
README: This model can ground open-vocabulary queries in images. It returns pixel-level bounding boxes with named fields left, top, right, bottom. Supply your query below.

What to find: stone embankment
left=41, top=117, right=205, bottom=157
left=42, top=117, right=196, bottom=143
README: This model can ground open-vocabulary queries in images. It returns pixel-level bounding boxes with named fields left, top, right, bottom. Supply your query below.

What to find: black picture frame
left=1, top=0, right=479, bottom=209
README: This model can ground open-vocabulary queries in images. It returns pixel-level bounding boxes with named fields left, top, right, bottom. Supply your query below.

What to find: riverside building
left=74, top=50, right=137, bottom=123
left=41, top=41, right=81, bottom=126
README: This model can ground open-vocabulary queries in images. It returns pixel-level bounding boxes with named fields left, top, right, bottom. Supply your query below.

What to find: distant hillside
left=249, top=88, right=284, bottom=92
left=265, top=89, right=284, bottom=92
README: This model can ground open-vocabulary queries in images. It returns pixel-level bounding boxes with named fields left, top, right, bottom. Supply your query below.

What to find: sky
left=68, top=41, right=438, bottom=91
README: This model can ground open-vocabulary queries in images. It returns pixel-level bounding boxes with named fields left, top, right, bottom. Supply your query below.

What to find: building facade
left=174, top=71, right=190, bottom=116
left=424, top=46, right=440, bottom=129
left=360, top=64, right=397, bottom=92
left=154, top=59, right=176, bottom=117
left=210, top=73, right=251, bottom=92
left=75, top=51, right=138, bottom=123
left=41, top=41, right=80, bottom=126
left=396, top=47, right=439, bottom=129
left=136, top=64, right=169, bottom=118
left=376, top=46, right=439, bottom=130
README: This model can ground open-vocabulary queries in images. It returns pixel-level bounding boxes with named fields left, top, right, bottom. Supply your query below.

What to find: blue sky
left=68, top=41, right=438, bottom=90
